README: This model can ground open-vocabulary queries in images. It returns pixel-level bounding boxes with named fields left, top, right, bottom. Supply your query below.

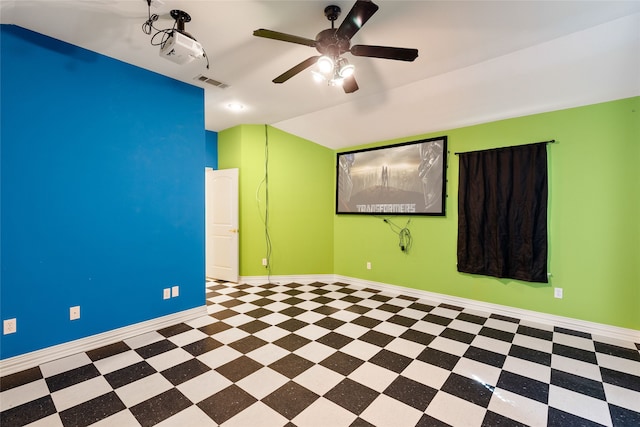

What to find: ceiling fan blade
left=336, top=0, right=379, bottom=40
left=342, top=75, right=359, bottom=94
left=273, top=56, right=321, bottom=83
left=253, top=29, right=316, bottom=47
left=350, top=44, right=418, bottom=61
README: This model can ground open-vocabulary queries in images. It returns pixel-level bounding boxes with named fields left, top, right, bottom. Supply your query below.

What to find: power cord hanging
left=383, top=218, right=413, bottom=253
left=256, top=125, right=272, bottom=283
left=142, top=1, right=168, bottom=41
left=264, top=125, right=272, bottom=283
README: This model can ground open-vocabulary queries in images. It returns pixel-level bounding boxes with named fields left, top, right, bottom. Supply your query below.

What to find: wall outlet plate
left=171, top=286, right=179, bottom=297
left=3, top=318, right=17, bottom=335
left=554, top=288, right=563, bottom=299
left=163, top=288, right=171, bottom=300
left=366, top=262, right=372, bottom=270
left=70, top=306, right=81, bottom=320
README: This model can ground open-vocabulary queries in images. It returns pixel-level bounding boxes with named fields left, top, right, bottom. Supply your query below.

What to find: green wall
left=335, top=97, right=640, bottom=330
left=218, top=125, right=334, bottom=276
left=218, top=98, right=639, bottom=330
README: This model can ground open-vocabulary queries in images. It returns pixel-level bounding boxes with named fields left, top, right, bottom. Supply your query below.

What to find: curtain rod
left=454, top=139, right=555, bottom=155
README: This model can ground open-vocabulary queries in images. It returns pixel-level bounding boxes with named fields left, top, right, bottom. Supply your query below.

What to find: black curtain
left=457, top=142, right=548, bottom=283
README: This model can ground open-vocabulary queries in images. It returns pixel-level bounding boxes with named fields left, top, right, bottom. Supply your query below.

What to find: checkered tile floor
left=2, top=281, right=639, bottom=427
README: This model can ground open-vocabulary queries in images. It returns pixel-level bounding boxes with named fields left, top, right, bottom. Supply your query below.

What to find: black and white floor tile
left=1, top=281, right=639, bottom=426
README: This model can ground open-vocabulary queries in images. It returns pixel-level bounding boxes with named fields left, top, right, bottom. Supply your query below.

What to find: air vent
left=195, top=75, right=229, bottom=89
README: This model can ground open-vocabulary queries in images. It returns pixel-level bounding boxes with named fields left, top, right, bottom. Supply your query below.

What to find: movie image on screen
left=336, top=136, right=447, bottom=215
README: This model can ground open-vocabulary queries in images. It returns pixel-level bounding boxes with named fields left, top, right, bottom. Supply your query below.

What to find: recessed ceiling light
left=226, top=103, right=245, bottom=111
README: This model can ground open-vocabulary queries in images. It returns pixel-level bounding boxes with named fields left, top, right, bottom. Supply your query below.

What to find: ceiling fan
left=253, top=0, right=418, bottom=93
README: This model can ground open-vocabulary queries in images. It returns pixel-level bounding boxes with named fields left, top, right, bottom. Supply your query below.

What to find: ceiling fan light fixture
left=331, top=76, right=345, bottom=86
left=312, top=56, right=354, bottom=86
left=311, top=70, right=326, bottom=83
left=337, top=58, right=355, bottom=78
left=253, top=0, right=418, bottom=93
left=317, top=56, right=334, bottom=74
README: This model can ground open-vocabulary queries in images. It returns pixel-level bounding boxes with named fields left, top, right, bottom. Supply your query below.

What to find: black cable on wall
left=263, top=125, right=272, bottom=282
left=383, top=218, right=413, bottom=253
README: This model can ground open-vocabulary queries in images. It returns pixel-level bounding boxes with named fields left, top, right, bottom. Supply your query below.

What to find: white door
left=205, top=168, right=239, bottom=282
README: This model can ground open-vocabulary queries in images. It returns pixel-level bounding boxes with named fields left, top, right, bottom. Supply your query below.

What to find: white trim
left=241, top=274, right=639, bottom=343
left=239, top=274, right=335, bottom=286
left=0, top=306, right=207, bottom=376
left=334, top=275, right=640, bottom=344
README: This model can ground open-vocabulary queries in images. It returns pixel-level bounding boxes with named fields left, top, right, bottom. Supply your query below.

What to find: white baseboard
left=334, top=275, right=640, bottom=344
left=238, top=274, right=335, bottom=286
left=240, top=274, right=638, bottom=343
left=0, top=306, right=207, bottom=376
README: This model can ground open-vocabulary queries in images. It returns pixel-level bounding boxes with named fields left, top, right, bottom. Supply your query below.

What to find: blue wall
left=0, top=25, right=206, bottom=359
left=206, top=130, right=218, bottom=169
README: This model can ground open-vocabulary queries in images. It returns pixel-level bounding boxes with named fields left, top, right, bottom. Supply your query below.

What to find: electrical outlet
left=70, top=306, right=81, bottom=320
left=3, top=318, right=17, bottom=335
left=171, top=286, right=179, bottom=298
left=554, top=288, right=563, bottom=299
left=163, top=288, right=171, bottom=300
left=366, top=262, right=372, bottom=270
left=262, top=258, right=268, bottom=267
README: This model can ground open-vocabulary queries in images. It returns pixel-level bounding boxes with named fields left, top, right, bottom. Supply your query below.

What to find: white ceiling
left=2, top=0, right=639, bottom=149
